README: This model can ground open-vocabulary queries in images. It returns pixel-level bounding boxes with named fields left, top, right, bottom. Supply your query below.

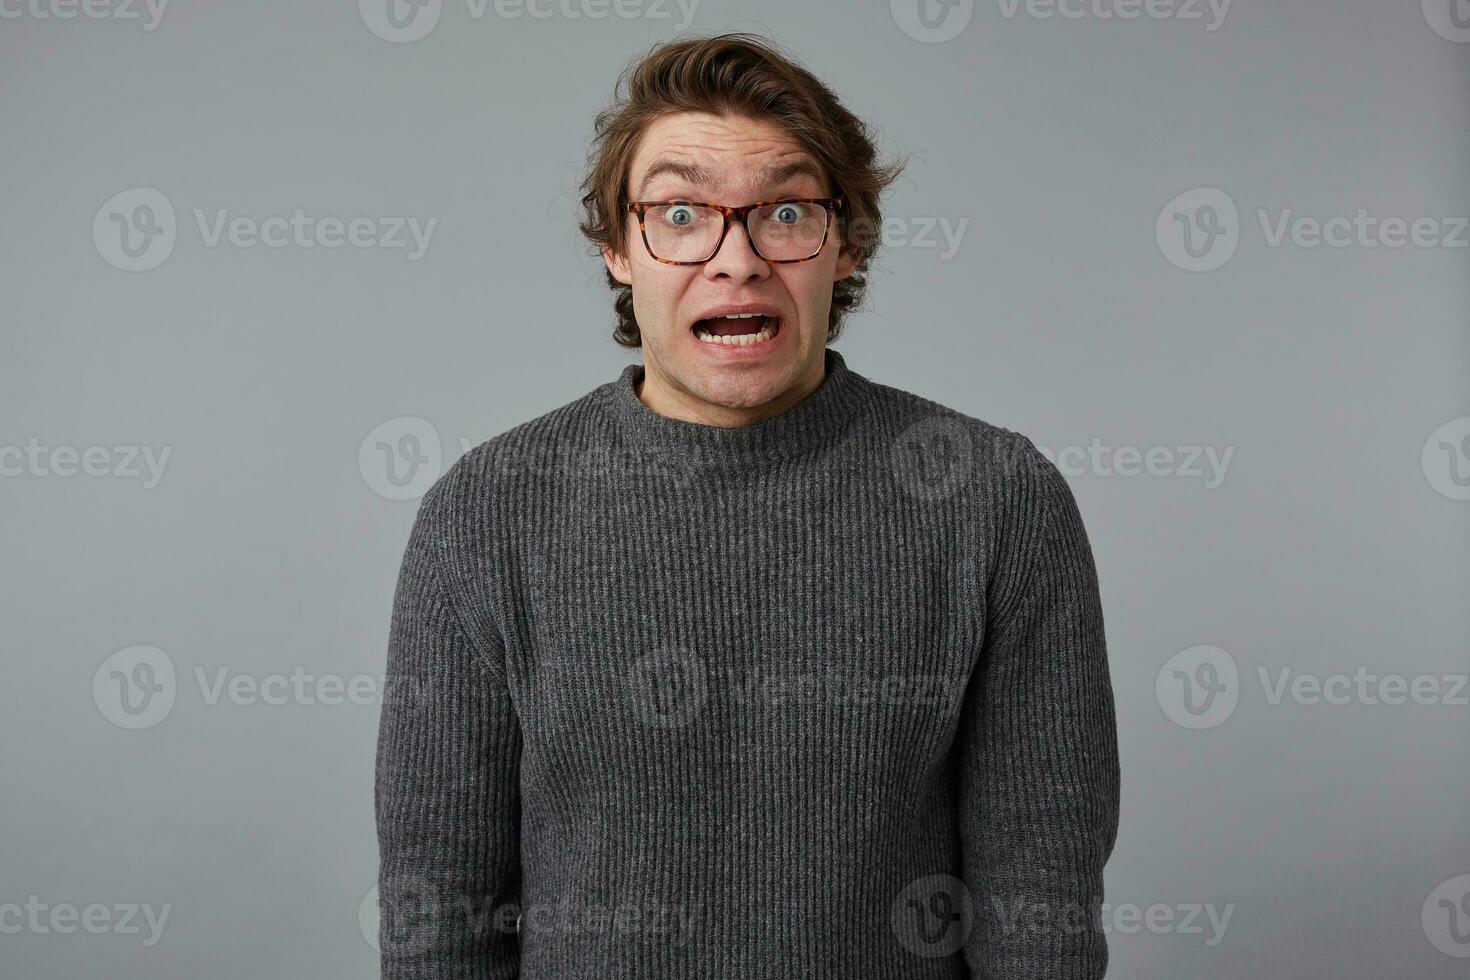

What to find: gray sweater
left=375, top=347, right=1121, bottom=979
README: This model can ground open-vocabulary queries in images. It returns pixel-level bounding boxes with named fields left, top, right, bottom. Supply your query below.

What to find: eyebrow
left=634, top=158, right=827, bottom=199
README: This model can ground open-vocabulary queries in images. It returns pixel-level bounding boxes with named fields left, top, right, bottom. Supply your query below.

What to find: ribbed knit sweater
left=374, top=347, right=1121, bottom=979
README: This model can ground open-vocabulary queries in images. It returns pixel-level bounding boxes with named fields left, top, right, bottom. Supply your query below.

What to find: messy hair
left=578, top=32, right=908, bottom=348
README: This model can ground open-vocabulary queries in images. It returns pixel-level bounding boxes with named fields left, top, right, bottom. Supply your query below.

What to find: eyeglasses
left=625, top=197, right=844, bottom=265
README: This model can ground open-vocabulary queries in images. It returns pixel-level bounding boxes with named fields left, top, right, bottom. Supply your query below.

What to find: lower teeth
left=694, top=318, right=776, bottom=346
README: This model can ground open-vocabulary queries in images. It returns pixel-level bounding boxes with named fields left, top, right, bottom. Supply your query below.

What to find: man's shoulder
left=420, top=375, right=616, bottom=511
left=855, top=371, right=1052, bottom=481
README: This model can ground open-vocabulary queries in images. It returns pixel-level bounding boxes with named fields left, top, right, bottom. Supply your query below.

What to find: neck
left=634, top=353, right=828, bottom=430
left=604, top=346, right=868, bottom=469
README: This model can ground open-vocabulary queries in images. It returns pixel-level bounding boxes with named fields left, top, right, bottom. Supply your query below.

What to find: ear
left=603, top=242, right=633, bottom=286
left=833, top=237, right=858, bottom=281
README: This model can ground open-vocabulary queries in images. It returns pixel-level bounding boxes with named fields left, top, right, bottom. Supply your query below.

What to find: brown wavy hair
left=578, top=32, right=908, bottom=348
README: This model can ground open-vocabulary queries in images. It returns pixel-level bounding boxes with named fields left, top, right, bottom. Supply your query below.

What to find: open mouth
left=691, top=313, right=781, bottom=347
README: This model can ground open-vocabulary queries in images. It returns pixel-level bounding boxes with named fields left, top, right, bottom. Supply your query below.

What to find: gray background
left=3, top=0, right=1467, bottom=976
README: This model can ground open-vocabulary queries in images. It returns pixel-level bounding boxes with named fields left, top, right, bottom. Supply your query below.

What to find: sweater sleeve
left=375, top=482, right=523, bottom=979
left=955, top=439, right=1121, bottom=979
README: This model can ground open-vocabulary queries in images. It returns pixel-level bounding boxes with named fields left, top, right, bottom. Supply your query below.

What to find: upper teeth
left=716, top=313, right=768, bottom=318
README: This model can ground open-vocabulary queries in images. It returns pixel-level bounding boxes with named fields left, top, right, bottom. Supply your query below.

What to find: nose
left=702, top=218, right=770, bottom=282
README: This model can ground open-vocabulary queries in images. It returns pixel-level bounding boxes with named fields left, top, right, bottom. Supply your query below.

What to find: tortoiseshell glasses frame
left=624, top=197, right=845, bottom=265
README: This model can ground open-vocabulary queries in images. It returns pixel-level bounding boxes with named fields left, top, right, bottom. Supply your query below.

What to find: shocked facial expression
left=603, top=111, right=857, bottom=423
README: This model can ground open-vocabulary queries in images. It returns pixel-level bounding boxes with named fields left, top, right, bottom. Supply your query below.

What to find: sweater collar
left=606, top=348, right=869, bottom=466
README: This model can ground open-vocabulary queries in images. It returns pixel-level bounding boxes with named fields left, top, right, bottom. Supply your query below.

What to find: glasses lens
left=643, top=204, right=724, bottom=262
left=751, top=201, right=831, bottom=260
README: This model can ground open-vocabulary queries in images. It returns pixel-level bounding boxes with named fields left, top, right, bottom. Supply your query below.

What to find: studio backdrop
left=2, top=1, right=1466, bottom=977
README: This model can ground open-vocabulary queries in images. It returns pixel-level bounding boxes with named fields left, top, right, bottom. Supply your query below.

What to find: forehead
left=629, top=111, right=828, bottom=198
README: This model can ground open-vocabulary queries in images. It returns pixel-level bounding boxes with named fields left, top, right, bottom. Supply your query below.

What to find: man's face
left=603, top=111, right=857, bottom=422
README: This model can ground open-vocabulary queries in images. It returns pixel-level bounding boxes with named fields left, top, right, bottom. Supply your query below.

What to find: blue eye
left=661, top=205, right=710, bottom=228
left=773, top=204, right=807, bottom=224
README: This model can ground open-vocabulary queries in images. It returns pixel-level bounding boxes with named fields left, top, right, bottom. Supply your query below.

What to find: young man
left=376, top=33, right=1120, bottom=979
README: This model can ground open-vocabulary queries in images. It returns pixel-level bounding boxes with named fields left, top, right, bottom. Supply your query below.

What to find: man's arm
left=375, top=482, right=522, bottom=979
left=956, top=439, right=1121, bottom=978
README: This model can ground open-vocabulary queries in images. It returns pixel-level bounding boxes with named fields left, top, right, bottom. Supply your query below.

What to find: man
left=376, top=32, right=1120, bottom=979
